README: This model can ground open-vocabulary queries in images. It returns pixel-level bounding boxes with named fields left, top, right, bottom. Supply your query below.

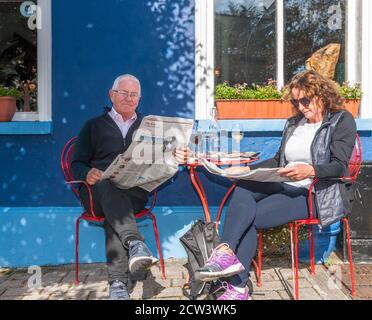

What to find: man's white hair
left=111, top=74, right=141, bottom=96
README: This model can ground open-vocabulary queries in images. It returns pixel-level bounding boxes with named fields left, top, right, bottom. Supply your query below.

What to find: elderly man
left=71, top=74, right=187, bottom=300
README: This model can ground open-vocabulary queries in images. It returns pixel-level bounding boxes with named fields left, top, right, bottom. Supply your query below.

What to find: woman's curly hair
left=284, top=70, right=345, bottom=116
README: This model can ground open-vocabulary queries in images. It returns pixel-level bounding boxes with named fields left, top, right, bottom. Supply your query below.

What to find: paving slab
left=0, top=258, right=357, bottom=300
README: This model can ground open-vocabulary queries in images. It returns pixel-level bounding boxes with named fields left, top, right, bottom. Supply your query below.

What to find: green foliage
left=216, top=80, right=363, bottom=101
left=260, top=225, right=307, bottom=257
left=215, top=80, right=282, bottom=100
left=0, top=86, right=22, bottom=99
left=339, top=82, right=363, bottom=100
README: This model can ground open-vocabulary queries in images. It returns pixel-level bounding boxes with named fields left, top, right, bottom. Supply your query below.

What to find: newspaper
left=101, top=115, right=194, bottom=192
left=199, top=159, right=292, bottom=183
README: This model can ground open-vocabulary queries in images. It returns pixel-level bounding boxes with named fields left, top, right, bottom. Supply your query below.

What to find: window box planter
left=216, top=99, right=360, bottom=120
left=216, top=99, right=293, bottom=119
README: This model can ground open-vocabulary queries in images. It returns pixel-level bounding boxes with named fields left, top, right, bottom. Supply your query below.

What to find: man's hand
left=278, top=164, right=315, bottom=181
left=224, top=166, right=251, bottom=175
left=86, top=168, right=103, bottom=185
left=174, top=148, right=190, bottom=165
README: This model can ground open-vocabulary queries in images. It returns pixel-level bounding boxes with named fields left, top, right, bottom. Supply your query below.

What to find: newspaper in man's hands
left=101, top=115, right=194, bottom=192
left=199, top=158, right=292, bottom=183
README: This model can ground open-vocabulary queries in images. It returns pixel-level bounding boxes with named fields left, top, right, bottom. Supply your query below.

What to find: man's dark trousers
left=80, top=179, right=148, bottom=284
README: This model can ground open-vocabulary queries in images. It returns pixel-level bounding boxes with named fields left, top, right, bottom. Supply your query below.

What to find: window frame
left=10, top=0, right=52, bottom=122
left=195, top=0, right=371, bottom=120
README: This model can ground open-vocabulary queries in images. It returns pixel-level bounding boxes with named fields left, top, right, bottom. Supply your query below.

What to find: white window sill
left=198, top=119, right=372, bottom=132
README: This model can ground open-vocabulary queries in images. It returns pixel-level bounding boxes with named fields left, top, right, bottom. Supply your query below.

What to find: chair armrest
left=149, top=189, right=157, bottom=211
left=66, top=180, right=97, bottom=218
left=66, top=180, right=85, bottom=185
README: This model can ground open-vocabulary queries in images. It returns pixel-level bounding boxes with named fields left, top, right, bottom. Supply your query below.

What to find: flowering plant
left=216, top=80, right=363, bottom=101
left=215, top=79, right=282, bottom=100
left=338, top=82, right=363, bottom=100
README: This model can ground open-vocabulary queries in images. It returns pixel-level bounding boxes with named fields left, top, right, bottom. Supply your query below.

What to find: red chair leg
left=293, top=223, right=300, bottom=300
left=343, top=218, right=357, bottom=297
left=75, top=216, right=82, bottom=285
left=309, top=225, right=315, bottom=275
left=150, top=212, right=166, bottom=280
left=257, top=231, right=263, bottom=287
left=289, top=223, right=295, bottom=298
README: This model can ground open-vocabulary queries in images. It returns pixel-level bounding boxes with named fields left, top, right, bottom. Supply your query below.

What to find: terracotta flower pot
left=344, top=99, right=360, bottom=118
left=0, top=97, right=17, bottom=122
left=216, top=99, right=294, bottom=119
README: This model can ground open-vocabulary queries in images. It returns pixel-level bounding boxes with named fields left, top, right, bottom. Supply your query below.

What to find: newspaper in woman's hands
left=199, top=158, right=292, bottom=183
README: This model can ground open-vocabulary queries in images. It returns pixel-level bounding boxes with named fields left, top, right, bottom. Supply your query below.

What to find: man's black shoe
left=109, top=280, right=130, bottom=300
left=128, top=240, right=159, bottom=274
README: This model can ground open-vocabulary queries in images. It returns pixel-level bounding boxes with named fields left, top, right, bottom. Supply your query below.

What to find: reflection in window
left=284, top=0, right=346, bottom=84
left=214, top=0, right=276, bottom=86
left=0, top=0, right=37, bottom=112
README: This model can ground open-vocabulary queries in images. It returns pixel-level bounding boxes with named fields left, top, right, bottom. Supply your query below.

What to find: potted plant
left=339, top=82, right=363, bottom=118
left=215, top=80, right=363, bottom=119
left=0, top=86, right=22, bottom=122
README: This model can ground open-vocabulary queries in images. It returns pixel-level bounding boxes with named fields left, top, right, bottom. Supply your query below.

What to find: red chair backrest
left=348, top=134, right=363, bottom=182
left=61, top=137, right=80, bottom=199
left=60, top=136, right=158, bottom=210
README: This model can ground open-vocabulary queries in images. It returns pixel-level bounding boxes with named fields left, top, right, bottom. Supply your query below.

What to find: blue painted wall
left=0, top=0, right=197, bottom=207
left=0, top=207, right=225, bottom=268
left=0, top=0, right=371, bottom=267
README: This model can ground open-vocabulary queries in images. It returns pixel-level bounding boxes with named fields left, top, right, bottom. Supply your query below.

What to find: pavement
left=1, top=255, right=370, bottom=300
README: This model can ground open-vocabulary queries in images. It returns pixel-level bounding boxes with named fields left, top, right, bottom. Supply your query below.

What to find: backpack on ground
left=179, top=220, right=220, bottom=300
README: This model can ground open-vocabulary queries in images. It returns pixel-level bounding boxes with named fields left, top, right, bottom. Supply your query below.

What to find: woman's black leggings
left=221, top=180, right=317, bottom=288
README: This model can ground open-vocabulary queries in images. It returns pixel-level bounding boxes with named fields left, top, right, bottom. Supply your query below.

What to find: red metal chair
left=61, top=137, right=166, bottom=284
left=215, top=135, right=362, bottom=299
left=256, top=134, right=362, bottom=299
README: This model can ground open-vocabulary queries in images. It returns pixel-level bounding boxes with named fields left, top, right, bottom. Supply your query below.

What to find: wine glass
left=231, top=123, right=244, bottom=155
left=188, top=121, right=200, bottom=160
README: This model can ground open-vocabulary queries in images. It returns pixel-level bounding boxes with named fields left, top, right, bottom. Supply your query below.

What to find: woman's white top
left=284, top=121, right=322, bottom=189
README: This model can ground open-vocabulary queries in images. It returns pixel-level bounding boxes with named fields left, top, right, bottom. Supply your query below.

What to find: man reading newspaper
left=71, top=74, right=191, bottom=300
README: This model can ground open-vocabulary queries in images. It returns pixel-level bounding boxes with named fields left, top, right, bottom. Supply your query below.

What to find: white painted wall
left=361, top=0, right=372, bottom=118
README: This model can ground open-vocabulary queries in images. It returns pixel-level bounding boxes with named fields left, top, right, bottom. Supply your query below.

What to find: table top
left=184, top=152, right=260, bottom=167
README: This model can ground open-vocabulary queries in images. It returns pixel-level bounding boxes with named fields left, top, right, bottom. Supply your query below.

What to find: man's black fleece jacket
left=70, top=112, right=148, bottom=198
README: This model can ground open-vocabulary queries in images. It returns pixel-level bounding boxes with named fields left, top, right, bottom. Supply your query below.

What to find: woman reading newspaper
left=195, top=70, right=357, bottom=300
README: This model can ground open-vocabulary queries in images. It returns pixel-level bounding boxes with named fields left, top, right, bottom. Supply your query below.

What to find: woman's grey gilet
left=278, top=111, right=351, bottom=227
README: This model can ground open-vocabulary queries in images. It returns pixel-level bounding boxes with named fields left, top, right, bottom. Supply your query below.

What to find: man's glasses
left=112, top=90, right=140, bottom=99
left=290, top=97, right=311, bottom=108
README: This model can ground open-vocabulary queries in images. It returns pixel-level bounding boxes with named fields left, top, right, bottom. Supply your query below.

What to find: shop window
left=215, top=0, right=277, bottom=86
left=0, top=0, right=51, bottom=122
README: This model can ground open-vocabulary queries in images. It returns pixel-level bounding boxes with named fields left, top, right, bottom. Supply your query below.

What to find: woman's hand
left=278, top=164, right=315, bottom=181
left=224, top=166, right=251, bottom=175
left=86, top=168, right=103, bottom=185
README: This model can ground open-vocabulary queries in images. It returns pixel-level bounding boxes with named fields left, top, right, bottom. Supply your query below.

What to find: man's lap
left=79, top=180, right=146, bottom=217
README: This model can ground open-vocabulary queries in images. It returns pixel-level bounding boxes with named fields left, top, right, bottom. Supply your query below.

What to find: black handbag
left=179, top=220, right=220, bottom=300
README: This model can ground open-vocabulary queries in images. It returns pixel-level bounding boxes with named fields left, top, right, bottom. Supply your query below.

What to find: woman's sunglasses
left=290, top=97, right=311, bottom=108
